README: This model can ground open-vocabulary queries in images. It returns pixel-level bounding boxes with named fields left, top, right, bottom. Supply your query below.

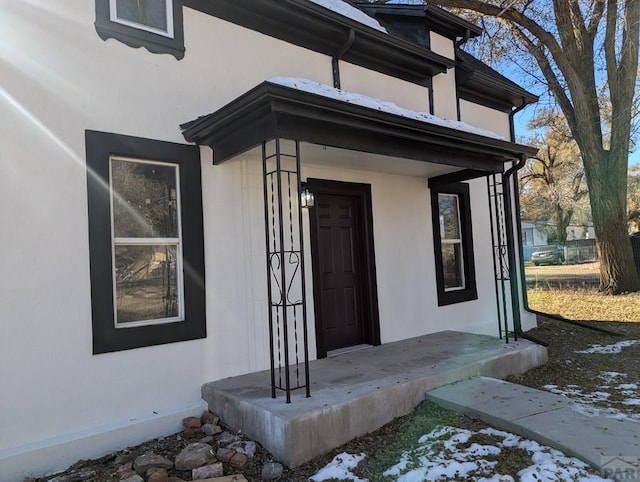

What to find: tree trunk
left=586, top=152, right=640, bottom=294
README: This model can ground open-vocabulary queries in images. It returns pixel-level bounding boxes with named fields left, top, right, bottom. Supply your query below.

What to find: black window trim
left=94, top=0, right=185, bottom=60
left=430, top=181, right=478, bottom=306
left=86, top=130, right=205, bottom=354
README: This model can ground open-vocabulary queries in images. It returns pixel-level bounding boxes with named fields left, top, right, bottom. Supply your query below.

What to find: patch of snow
left=600, top=371, right=625, bottom=382
left=575, top=340, right=640, bottom=354
left=617, top=383, right=638, bottom=390
left=386, top=0, right=424, bottom=4
left=310, top=452, right=366, bottom=482
left=378, top=425, right=611, bottom=482
left=308, top=0, right=387, bottom=32
left=268, top=77, right=507, bottom=140
left=542, top=372, right=640, bottom=423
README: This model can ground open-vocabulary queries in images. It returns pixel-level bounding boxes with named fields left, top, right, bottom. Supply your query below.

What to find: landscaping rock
left=201, top=411, right=220, bottom=426
left=227, top=441, right=256, bottom=458
left=117, top=462, right=134, bottom=476
left=192, top=462, right=224, bottom=480
left=146, top=468, right=168, bottom=482
left=133, top=452, right=173, bottom=475
left=202, top=423, right=223, bottom=436
left=199, top=435, right=214, bottom=444
left=215, top=447, right=236, bottom=463
left=167, top=478, right=186, bottom=482
left=113, top=452, right=135, bottom=465
left=215, top=431, right=240, bottom=445
left=230, top=452, right=249, bottom=469
left=174, top=443, right=215, bottom=471
left=182, top=416, right=202, bottom=429
left=261, top=461, right=283, bottom=480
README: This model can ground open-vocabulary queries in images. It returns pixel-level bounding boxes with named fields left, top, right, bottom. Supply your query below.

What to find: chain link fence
left=523, top=235, right=640, bottom=322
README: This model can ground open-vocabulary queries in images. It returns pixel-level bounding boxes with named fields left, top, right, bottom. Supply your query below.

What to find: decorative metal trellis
left=261, top=137, right=310, bottom=402
left=487, top=172, right=513, bottom=342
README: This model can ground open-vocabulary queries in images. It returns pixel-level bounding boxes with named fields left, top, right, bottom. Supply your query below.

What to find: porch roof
left=181, top=79, right=538, bottom=171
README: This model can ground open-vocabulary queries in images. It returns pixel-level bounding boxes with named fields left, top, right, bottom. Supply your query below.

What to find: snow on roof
left=268, top=77, right=507, bottom=141
left=308, top=0, right=388, bottom=32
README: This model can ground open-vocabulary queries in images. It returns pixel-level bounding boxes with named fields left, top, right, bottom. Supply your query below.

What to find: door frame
left=306, top=178, right=381, bottom=358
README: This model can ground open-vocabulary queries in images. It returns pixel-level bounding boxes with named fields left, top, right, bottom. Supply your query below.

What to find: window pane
left=115, top=244, right=179, bottom=323
left=438, top=194, right=460, bottom=239
left=442, top=243, right=464, bottom=289
left=111, top=159, right=178, bottom=238
left=115, top=0, right=168, bottom=32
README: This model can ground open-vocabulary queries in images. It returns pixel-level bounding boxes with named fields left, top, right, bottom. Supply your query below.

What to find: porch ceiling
left=181, top=81, right=538, bottom=172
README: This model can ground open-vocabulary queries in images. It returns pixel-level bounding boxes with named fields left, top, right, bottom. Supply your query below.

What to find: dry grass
left=527, top=287, right=640, bottom=321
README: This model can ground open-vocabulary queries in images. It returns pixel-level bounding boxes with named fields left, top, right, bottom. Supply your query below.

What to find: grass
left=527, top=287, right=640, bottom=321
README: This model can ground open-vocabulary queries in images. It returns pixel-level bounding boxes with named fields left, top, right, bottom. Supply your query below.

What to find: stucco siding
left=460, top=99, right=512, bottom=140
left=339, top=61, right=430, bottom=112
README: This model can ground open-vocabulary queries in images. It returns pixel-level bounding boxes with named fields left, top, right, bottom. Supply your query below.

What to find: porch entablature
left=181, top=79, right=538, bottom=169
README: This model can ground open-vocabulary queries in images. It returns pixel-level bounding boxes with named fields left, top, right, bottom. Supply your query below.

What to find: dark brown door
left=315, top=193, right=365, bottom=352
left=309, top=179, right=381, bottom=358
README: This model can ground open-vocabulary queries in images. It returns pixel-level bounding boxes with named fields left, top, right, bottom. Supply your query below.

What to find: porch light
left=301, top=188, right=315, bottom=208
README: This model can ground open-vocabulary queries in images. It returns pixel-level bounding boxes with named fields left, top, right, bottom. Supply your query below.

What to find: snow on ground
left=310, top=453, right=367, bottom=482
left=575, top=340, right=640, bottom=354
left=543, top=371, right=640, bottom=423
left=268, top=77, right=507, bottom=140
left=310, top=427, right=611, bottom=481
left=308, top=0, right=388, bottom=32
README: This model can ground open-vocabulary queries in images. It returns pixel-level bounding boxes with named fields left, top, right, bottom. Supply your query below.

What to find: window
left=94, top=0, right=185, bottom=59
left=430, top=182, right=477, bottom=306
left=86, top=130, right=205, bottom=353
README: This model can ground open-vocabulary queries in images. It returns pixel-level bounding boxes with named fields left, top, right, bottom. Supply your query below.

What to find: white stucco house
left=0, top=0, right=539, bottom=479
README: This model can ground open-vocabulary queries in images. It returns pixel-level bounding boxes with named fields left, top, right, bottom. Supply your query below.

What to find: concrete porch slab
left=201, top=331, right=547, bottom=467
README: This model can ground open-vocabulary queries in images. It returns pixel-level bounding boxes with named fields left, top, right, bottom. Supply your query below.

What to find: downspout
left=502, top=153, right=526, bottom=341
left=455, top=28, right=472, bottom=49
left=332, top=29, right=355, bottom=89
left=505, top=98, right=552, bottom=346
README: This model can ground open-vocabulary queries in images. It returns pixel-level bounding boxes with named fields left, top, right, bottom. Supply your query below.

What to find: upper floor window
left=95, top=0, right=185, bottom=59
left=110, top=0, right=174, bottom=38
left=430, top=182, right=478, bottom=306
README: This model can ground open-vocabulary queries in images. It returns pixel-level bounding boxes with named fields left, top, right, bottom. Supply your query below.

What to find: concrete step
left=202, top=332, right=547, bottom=467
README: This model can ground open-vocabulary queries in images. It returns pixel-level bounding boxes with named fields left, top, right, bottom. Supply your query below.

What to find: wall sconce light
left=301, top=187, right=315, bottom=208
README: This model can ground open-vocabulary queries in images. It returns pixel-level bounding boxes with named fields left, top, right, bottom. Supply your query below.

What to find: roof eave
left=182, top=82, right=537, bottom=168
left=183, top=0, right=454, bottom=84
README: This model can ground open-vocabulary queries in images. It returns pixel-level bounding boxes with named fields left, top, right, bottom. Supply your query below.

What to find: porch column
left=261, top=137, right=311, bottom=402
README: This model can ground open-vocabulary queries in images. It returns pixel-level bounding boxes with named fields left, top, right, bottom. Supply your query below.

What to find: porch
left=202, top=330, right=547, bottom=467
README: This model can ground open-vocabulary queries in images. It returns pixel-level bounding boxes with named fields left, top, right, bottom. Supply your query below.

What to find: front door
left=308, top=179, right=380, bottom=357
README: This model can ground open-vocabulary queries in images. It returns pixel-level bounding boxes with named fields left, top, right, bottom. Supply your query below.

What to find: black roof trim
left=355, top=3, right=482, bottom=40
left=181, top=81, right=537, bottom=168
left=183, top=0, right=454, bottom=85
left=456, top=50, right=538, bottom=111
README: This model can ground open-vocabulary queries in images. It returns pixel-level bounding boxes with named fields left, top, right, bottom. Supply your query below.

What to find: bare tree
left=520, top=109, right=591, bottom=243
left=419, top=0, right=640, bottom=294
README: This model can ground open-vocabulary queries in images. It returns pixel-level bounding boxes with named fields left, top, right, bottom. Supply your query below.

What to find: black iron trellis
left=487, top=172, right=512, bottom=342
left=262, top=137, right=310, bottom=403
